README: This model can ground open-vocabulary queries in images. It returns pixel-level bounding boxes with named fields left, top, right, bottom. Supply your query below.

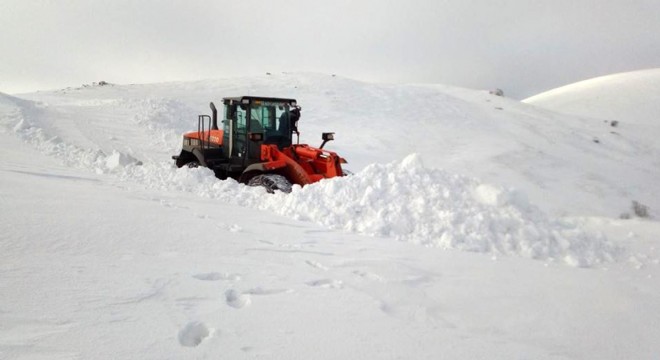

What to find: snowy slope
left=524, top=68, right=660, bottom=125
left=15, top=72, right=659, bottom=218
left=524, top=68, right=660, bottom=171
left=1, top=74, right=659, bottom=359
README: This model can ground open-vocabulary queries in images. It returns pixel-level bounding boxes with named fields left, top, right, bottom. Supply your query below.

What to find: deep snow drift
left=1, top=73, right=659, bottom=359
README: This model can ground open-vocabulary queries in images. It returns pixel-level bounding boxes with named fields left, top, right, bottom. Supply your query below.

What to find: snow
left=523, top=69, right=660, bottom=188
left=523, top=68, right=660, bottom=126
left=1, top=73, right=659, bottom=359
left=258, top=154, right=619, bottom=267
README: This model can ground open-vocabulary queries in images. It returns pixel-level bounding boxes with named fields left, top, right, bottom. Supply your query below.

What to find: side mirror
left=320, top=132, right=335, bottom=149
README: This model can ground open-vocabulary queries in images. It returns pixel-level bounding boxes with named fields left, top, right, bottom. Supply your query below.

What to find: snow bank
left=118, top=154, right=619, bottom=267
left=261, top=154, right=620, bottom=267
left=9, top=115, right=141, bottom=173
left=1, top=96, right=172, bottom=172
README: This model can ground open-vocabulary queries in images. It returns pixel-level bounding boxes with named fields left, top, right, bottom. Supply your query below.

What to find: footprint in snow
left=225, top=289, right=251, bottom=309
left=352, top=270, right=386, bottom=282
left=305, top=260, right=329, bottom=271
left=306, top=279, right=343, bottom=289
left=193, top=272, right=241, bottom=281
left=178, top=321, right=212, bottom=347
left=244, top=287, right=292, bottom=295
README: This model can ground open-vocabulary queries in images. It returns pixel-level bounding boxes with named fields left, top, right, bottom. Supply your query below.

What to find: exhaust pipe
left=210, top=102, right=218, bottom=130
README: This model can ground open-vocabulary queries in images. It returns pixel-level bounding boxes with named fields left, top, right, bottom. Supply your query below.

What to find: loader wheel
left=247, top=174, right=293, bottom=194
left=186, top=161, right=200, bottom=168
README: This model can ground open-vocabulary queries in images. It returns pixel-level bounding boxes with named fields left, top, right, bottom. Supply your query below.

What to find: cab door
left=223, top=102, right=248, bottom=159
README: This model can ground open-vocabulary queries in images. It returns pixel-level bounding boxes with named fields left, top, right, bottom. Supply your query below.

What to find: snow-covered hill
left=524, top=69, right=660, bottom=172
left=524, top=68, right=660, bottom=124
left=13, top=72, right=659, bottom=218
left=1, top=73, right=659, bottom=359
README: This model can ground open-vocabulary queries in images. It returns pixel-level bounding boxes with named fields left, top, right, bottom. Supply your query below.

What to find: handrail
left=198, top=115, right=212, bottom=149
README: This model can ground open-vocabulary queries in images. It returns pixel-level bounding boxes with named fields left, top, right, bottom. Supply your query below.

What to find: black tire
left=247, top=174, right=293, bottom=194
left=186, top=161, right=200, bottom=168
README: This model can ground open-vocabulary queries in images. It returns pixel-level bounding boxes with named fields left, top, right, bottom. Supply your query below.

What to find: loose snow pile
left=10, top=115, right=142, bottom=173
left=118, top=155, right=619, bottom=267
left=264, top=155, right=619, bottom=267
left=1, top=94, right=178, bottom=172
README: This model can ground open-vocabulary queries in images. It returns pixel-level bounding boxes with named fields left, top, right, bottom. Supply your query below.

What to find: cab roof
left=222, top=96, right=297, bottom=105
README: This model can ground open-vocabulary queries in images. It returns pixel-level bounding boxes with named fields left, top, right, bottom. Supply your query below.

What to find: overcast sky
left=1, top=0, right=659, bottom=98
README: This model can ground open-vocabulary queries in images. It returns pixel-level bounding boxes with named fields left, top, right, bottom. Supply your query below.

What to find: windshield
left=250, top=101, right=292, bottom=147
left=223, top=100, right=294, bottom=152
left=249, top=103, right=289, bottom=132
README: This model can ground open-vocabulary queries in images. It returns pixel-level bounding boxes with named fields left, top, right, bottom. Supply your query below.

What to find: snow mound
left=261, top=154, right=619, bottom=267
left=117, top=153, right=620, bottom=267
left=7, top=114, right=141, bottom=174
left=105, top=150, right=142, bottom=170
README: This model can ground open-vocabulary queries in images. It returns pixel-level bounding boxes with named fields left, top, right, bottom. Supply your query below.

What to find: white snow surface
left=524, top=68, right=660, bottom=125
left=1, top=73, right=659, bottom=359
left=524, top=68, right=660, bottom=178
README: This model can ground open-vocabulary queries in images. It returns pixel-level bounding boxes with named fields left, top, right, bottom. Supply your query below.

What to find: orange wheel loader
left=172, top=96, right=347, bottom=192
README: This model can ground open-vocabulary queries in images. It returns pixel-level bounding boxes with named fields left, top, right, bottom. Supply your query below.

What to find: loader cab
left=222, top=96, right=298, bottom=161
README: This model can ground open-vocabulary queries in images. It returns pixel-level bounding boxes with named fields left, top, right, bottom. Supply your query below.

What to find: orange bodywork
left=180, top=128, right=344, bottom=186
left=184, top=130, right=224, bottom=146
left=259, top=144, right=344, bottom=186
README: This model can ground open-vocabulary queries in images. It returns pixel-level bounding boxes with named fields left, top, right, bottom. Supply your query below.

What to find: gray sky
left=1, top=0, right=659, bottom=98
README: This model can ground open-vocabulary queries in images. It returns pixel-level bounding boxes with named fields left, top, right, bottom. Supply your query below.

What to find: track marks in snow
left=305, top=259, right=329, bottom=270
left=244, top=287, right=292, bottom=296
left=178, top=321, right=212, bottom=347
left=352, top=269, right=386, bottom=282
left=192, top=272, right=241, bottom=282
left=306, top=279, right=344, bottom=289
left=303, top=257, right=345, bottom=288
left=111, top=278, right=171, bottom=305
left=0, top=318, right=73, bottom=347
left=299, top=258, right=453, bottom=324
left=223, top=286, right=292, bottom=308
